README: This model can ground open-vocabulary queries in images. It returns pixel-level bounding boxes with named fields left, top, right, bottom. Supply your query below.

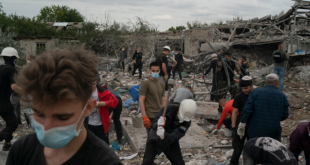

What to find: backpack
left=273, top=51, right=284, bottom=63
left=129, top=85, right=140, bottom=102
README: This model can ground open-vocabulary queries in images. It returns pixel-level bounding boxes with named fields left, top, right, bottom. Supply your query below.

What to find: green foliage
left=210, top=20, right=226, bottom=26
left=168, top=26, right=176, bottom=31
left=233, top=16, right=243, bottom=21
left=187, top=20, right=208, bottom=29
left=168, top=25, right=186, bottom=31
left=37, top=5, right=84, bottom=22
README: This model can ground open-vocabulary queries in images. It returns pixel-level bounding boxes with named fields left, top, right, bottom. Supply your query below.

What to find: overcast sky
left=2, top=0, right=294, bottom=31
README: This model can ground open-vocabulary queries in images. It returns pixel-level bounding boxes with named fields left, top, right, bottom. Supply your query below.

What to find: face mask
left=31, top=103, right=87, bottom=149
left=27, top=60, right=31, bottom=63
left=178, top=113, right=184, bottom=123
left=151, top=72, right=159, bottom=79
left=222, top=58, right=227, bottom=61
left=4, top=57, right=17, bottom=67
left=122, top=49, right=125, bottom=51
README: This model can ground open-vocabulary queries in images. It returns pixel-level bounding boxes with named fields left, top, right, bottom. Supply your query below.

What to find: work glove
left=157, top=116, right=166, bottom=127
left=237, top=123, right=246, bottom=139
left=164, top=75, right=168, bottom=81
left=157, top=126, right=165, bottom=139
left=211, top=129, right=218, bottom=135
left=143, top=116, right=152, bottom=129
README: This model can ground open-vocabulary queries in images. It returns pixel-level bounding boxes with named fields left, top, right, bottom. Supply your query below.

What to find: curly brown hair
left=17, top=46, right=98, bottom=107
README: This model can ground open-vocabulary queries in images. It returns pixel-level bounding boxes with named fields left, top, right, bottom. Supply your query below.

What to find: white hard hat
left=211, top=53, right=217, bottom=58
left=179, top=99, right=197, bottom=122
left=1, top=47, right=20, bottom=58
left=163, top=46, right=171, bottom=51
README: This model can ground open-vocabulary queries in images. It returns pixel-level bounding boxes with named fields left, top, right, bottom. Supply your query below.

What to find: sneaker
left=2, top=143, right=11, bottom=151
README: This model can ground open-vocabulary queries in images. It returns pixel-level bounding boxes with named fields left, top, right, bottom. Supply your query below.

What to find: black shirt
left=219, top=60, right=236, bottom=81
left=244, top=137, right=297, bottom=165
left=132, top=51, right=143, bottom=65
left=0, top=65, right=17, bottom=112
left=204, top=59, right=219, bottom=77
left=156, top=53, right=168, bottom=76
left=240, top=62, right=249, bottom=79
left=232, top=92, right=249, bottom=126
left=7, top=130, right=122, bottom=165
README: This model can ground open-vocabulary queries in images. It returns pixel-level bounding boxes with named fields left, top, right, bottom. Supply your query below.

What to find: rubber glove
left=158, top=116, right=166, bottom=127
left=164, top=75, right=168, bottom=81
left=157, top=126, right=165, bottom=139
left=237, top=123, right=246, bottom=139
left=211, top=129, right=218, bottom=135
left=143, top=116, right=152, bottom=129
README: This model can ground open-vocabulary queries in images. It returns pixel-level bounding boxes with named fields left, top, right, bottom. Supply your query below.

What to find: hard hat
left=1, top=47, right=20, bottom=58
left=211, top=53, right=217, bottom=58
left=179, top=99, right=197, bottom=122
left=163, top=46, right=171, bottom=51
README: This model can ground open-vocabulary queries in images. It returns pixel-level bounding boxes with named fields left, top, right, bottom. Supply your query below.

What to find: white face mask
left=27, top=60, right=31, bottom=63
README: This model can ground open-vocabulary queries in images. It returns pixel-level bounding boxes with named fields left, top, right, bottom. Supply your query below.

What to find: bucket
left=224, top=128, right=232, bottom=137
left=132, top=116, right=143, bottom=128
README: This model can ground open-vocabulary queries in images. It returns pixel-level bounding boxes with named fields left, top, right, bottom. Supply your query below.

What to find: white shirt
left=88, top=89, right=102, bottom=126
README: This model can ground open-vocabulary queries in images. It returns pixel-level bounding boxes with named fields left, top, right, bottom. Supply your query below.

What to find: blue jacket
left=240, top=85, right=289, bottom=139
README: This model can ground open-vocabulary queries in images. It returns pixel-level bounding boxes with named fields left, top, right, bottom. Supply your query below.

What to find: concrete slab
left=195, top=103, right=220, bottom=120
left=121, top=117, right=211, bottom=153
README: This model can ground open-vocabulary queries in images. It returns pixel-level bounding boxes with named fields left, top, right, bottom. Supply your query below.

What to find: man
left=169, top=85, right=193, bottom=104
left=211, top=99, right=236, bottom=134
left=204, top=53, right=220, bottom=102
left=86, top=82, right=118, bottom=145
left=172, top=48, right=183, bottom=80
left=109, top=91, right=123, bottom=144
left=7, top=47, right=121, bottom=164
left=166, top=53, right=177, bottom=91
left=139, top=62, right=165, bottom=134
left=238, top=56, right=250, bottom=80
left=27, top=55, right=35, bottom=63
left=289, top=122, right=310, bottom=165
left=0, top=47, right=19, bottom=151
left=238, top=74, right=289, bottom=141
left=156, top=46, right=170, bottom=85
left=132, top=47, right=143, bottom=80
left=142, top=99, right=197, bottom=165
left=243, top=137, right=297, bottom=165
left=218, top=51, right=241, bottom=113
left=230, top=76, right=253, bottom=165
left=120, top=46, right=127, bottom=71
left=273, top=43, right=289, bottom=91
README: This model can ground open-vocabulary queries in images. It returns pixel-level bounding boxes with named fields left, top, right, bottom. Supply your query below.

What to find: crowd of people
left=0, top=42, right=308, bottom=165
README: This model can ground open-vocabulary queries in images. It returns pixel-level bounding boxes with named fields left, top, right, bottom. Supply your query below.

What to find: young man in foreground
left=7, top=47, right=121, bottom=165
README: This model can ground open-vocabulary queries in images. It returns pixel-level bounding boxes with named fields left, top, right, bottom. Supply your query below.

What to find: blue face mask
left=222, top=58, right=227, bottom=61
left=151, top=72, right=159, bottom=79
left=31, top=104, right=87, bottom=149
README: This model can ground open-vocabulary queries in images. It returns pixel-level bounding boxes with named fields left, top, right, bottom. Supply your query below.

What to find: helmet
left=179, top=99, right=197, bottom=122
left=163, top=46, right=171, bottom=51
left=1, top=47, right=20, bottom=58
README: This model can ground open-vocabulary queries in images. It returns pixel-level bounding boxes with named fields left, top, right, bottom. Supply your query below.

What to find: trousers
left=88, top=124, right=109, bottom=145
left=132, top=63, right=143, bottom=79
left=172, top=64, right=182, bottom=80
left=274, top=66, right=285, bottom=91
left=293, top=151, right=310, bottom=165
left=142, top=141, right=184, bottom=165
left=0, top=111, right=18, bottom=143
left=230, top=129, right=246, bottom=165
left=121, top=62, right=125, bottom=71
left=223, top=118, right=232, bottom=129
left=109, top=100, right=123, bottom=141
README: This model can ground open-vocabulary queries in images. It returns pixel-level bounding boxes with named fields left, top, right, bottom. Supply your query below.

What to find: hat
left=211, top=53, right=217, bottom=58
left=222, top=51, right=231, bottom=56
left=240, top=76, right=253, bottom=87
left=266, top=73, right=279, bottom=81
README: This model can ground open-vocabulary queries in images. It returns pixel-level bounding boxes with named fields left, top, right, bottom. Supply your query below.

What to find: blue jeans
left=293, top=151, right=310, bottom=165
left=274, top=66, right=285, bottom=91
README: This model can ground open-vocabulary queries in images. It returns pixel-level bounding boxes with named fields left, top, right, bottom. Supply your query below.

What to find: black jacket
left=174, top=53, right=183, bottom=64
left=132, top=51, right=143, bottom=65
left=149, top=104, right=191, bottom=153
left=220, top=60, right=236, bottom=81
left=205, top=59, right=219, bottom=77
left=120, top=50, right=127, bottom=62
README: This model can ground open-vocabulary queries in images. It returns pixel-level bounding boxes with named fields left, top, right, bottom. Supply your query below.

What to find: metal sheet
left=53, top=22, right=68, bottom=27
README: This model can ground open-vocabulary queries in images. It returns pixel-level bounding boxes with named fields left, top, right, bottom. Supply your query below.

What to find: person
left=7, top=47, right=121, bottom=164
left=109, top=91, right=123, bottom=144
left=142, top=99, right=197, bottom=165
left=120, top=46, right=127, bottom=71
left=0, top=47, right=20, bottom=151
left=289, top=122, right=310, bottom=165
left=169, top=85, right=193, bottom=104
left=230, top=76, right=253, bottom=165
left=11, top=92, right=21, bottom=124
left=238, top=73, right=289, bottom=141
left=156, top=46, right=170, bottom=85
left=166, top=53, right=177, bottom=91
left=217, top=51, right=241, bottom=113
left=238, top=56, right=249, bottom=80
left=211, top=99, right=236, bottom=134
left=204, top=53, right=220, bottom=102
left=132, top=47, right=143, bottom=80
left=273, top=43, right=289, bottom=91
left=172, top=48, right=183, bottom=80
left=139, top=62, right=165, bottom=135
left=27, top=55, right=35, bottom=63
left=243, top=137, right=297, bottom=165
left=86, top=81, right=119, bottom=145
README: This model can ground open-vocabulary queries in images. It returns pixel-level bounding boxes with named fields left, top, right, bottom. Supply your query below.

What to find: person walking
left=156, top=46, right=170, bottom=85
left=238, top=74, right=289, bottom=141
left=139, top=62, right=165, bottom=135
left=172, top=47, right=183, bottom=80
left=273, top=43, right=289, bottom=91
left=120, top=46, right=127, bottom=72
left=132, top=47, right=143, bottom=80
left=204, top=53, right=220, bottom=102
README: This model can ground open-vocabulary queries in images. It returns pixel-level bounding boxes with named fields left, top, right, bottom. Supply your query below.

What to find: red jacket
left=216, top=99, right=239, bottom=129
left=97, top=85, right=119, bottom=134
